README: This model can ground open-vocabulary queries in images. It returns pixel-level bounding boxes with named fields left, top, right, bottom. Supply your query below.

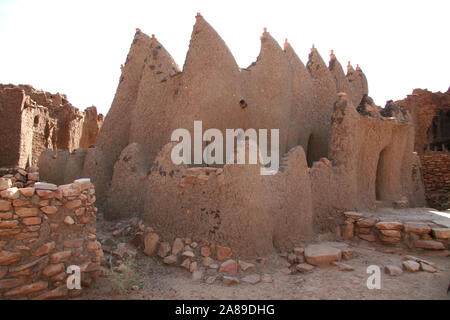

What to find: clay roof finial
left=196, top=12, right=202, bottom=19
left=151, top=34, right=156, bottom=41
left=284, top=38, right=288, bottom=50
left=347, top=61, right=352, bottom=70
left=356, top=64, right=361, bottom=71
left=330, top=49, right=335, bottom=59
left=260, top=27, right=268, bottom=40
left=311, top=44, right=315, bottom=52
left=136, top=28, right=141, bottom=33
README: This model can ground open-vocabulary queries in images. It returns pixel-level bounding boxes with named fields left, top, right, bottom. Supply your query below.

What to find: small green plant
left=110, top=256, right=146, bottom=294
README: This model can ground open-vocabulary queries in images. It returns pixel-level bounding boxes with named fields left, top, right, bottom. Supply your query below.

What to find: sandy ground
left=79, top=207, right=450, bottom=300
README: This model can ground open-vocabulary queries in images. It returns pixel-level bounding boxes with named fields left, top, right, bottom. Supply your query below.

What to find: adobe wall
left=0, top=169, right=101, bottom=299
left=140, top=142, right=313, bottom=257
left=0, top=86, right=35, bottom=168
left=38, top=149, right=87, bottom=186
left=0, top=84, right=103, bottom=169
left=37, top=15, right=425, bottom=257
left=310, top=93, right=425, bottom=233
left=84, top=15, right=370, bottom=206
left=397, top=88, right=450, bottom=153
left=396, top=88, right=450, bottom=209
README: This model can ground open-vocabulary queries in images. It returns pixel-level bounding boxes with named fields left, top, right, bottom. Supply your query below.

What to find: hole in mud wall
left=306, top=134, right=316, bottom=167
left=375, top=147, right=389, bottom=200
left=426, top=110, right=450, bottom=151
left=33, top=115, right=39, bottom=127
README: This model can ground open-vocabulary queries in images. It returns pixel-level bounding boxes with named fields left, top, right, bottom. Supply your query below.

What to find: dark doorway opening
left=375, top=147, right=388, bottom=200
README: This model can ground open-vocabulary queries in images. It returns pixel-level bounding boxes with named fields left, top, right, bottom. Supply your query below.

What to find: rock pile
left=278, top=243, right=356, bottom=275
left=104, top=220, right=274, bottom=286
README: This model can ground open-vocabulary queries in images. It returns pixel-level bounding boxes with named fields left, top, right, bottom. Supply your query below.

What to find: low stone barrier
left=0, top=174, right=102, bottom=299
left=340, top=212, right=450, bottom=250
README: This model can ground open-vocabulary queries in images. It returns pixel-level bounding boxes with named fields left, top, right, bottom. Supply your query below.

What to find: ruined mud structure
left=38, top=15, right=426, bottom=258
left=0, top=84, right=104, bottom=169
left=397, top=88, right=450, bottom=210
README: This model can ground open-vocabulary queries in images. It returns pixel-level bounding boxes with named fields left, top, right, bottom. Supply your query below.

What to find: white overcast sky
left=0, top=0, right=449, bottom=115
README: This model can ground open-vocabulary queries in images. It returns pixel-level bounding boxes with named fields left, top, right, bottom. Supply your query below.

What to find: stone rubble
left=402, top=260, right=421, bottom=272
left=384, top=265, right=403, bottom=276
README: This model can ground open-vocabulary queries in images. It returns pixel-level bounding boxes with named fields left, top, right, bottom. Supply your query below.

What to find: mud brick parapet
left=0, top=177, right=102, bottom=299
left=420, top=150, right=450, bottom=210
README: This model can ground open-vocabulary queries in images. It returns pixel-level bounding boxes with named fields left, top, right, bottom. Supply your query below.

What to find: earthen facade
left=0, top=84, right=103, bottom=169
left=38, top=15, right=426, bottom=257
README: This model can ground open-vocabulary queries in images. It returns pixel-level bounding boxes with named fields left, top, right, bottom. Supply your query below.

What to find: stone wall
left=420, top=149, right=450, bottom=210
left=397, top=88, right=450, bottom=153
left=397, top=88, right=450, bottom=210
left=339, top=212, right=450, bottom=250
left=0, top=84, right=103, bottom=169
left=0, top=171, right=101, bottom=299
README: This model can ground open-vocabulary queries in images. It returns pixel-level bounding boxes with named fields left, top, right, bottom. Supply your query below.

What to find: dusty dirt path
left=81, top=239, right=450, bottom=300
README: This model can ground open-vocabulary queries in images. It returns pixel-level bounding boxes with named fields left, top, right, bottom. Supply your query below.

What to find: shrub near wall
left=0, top=176, right=102, bottom=299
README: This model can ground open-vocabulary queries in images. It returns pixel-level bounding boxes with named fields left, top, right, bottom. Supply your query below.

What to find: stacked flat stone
left=421, top=150, right=450, bottom=210
left=0, top=176, right=101, bottom=299
left=341, top=211, right=449, bottom=250
left=0, top=166, right=40, bottom=189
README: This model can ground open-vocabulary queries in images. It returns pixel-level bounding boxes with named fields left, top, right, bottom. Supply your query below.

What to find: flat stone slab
left=414, top=240, right=445, bottom=250
left=431, top=228, right=450, bottom=239
left=357, top=217, right=379, bottom=228
left=163, top=254, right=177, bottom=265
left=304, top=244, right=342, bottom=266
left=241, top=274, right=261, bottom=285
left=34, top=182, right=58, bottom=191
left=384, top=265, right=403, bottom=276
left=402, top=260, right=420, bottom=272
left=404, top=222, right=431, bottom=234
left=403, top=255, right=436, bottom=267
left=344, top=212, right=364, bottom=220
left=359, top=234, right=376, bottom=242
left=295, top=263, right=315, bottom=272
left=420, top=262, right=437, bottom=273
left=331, top=261, right=354, bottom=271
left=376, top=221, right=403, bottom=230
left=73, top=178, right=91, bottom=191
left=222, top=276, right=239, bottom=285
left=238, top=260, right=255, bottom=271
